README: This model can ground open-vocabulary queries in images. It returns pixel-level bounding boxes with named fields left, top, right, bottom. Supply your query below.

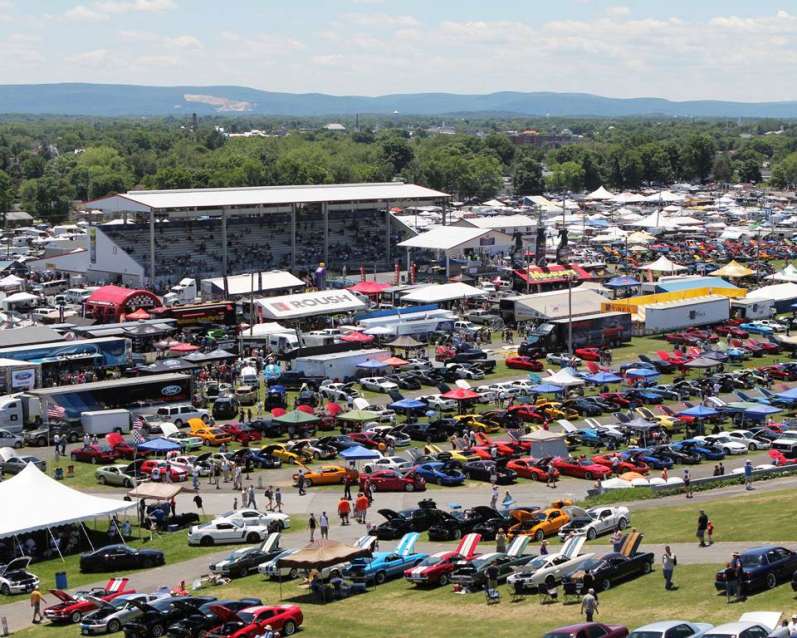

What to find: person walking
left=192, top=465, right=200, bottom=491
left=297, top=470, right=306, bottom=496
left=539, top=540, right=548, bottom=555
left=338, top=497, right=351, bottom=526
left=246, top=484, right=257, bottom=509
left=30, top=587, right=46, bottom=624
left=343, top=473, right=353, bottom=500
left=319, top=512, right=329, bottom=539
left=274, top=487, right=283, bottom=513
left=743, top=459, right=754, bottom=490
left=547, top=461, right=557, bottom=488
left=611, top=529, right=624, bottom=553
left=308, top=513, right=317, bottom=542
left=355, top=493, right=369, bottom=524
left=495, top=529, right=507, bottom=554
left=662, top=546, right=676, bottom=590
left=683, top=469, right=692, bottom=498
left=489, top=484, right=498, bottom=510
left=707, top=519, right=714, bottom=545
left=581, top=588, right=598, bottom=622
left=697, top=510, right=708, bottom=547
left=264, top=485, right=274, bottom=510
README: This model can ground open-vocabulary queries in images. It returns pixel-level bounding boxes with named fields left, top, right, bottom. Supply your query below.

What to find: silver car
left=79, top=593, right=167, bottom=635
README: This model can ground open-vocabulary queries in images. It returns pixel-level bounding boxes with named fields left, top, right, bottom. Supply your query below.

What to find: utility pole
left=567, top=274, right=574, bottom=356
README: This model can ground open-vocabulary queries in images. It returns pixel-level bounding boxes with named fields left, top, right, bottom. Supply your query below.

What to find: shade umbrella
left=126, top=308, right=151, bottom=320
left=278, top=539, right=374, bottom=569
left=273, top=410, right=320, bottom=425
left=383, top=356, right=409, bottom=367
left=170, top=342, right=200, bottom=353
left=441, top=388, right=480, bottom=401
left=340, top=331, right=374, bottom=344
left=337, top=409, right=379, bottom=422
left=711, top=259, right=755, bottom=278
left=683, top=357, right=721, bottom=369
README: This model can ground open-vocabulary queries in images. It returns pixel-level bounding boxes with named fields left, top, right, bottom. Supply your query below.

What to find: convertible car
left=342, top=533, right=427, bottom=585
left=404, top=533, right=481, bottom=587
left=591, top=454, right=650, bottom=475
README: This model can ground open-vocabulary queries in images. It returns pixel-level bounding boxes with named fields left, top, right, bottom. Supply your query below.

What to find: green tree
left=0, top=170, right=12, bottom=227
left=379, top=135, right=414, bottom=174
left=682, top=134, right=716, bottom=181
left=771, top=152, right=797, bottom=187
left=512, top=154, right=544, bottom=196
left=712, top=154, right=733, bottom=183
left=483, top=133, right=516, bottom=166
left=546, top=161, right=585, bottom=192
left=19, top=175, right=74, bottom=222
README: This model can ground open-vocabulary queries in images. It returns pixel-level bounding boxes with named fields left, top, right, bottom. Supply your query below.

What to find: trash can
left=55, top=572, right=68, bottom=589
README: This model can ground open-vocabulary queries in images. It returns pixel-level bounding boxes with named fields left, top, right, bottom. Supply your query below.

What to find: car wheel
left=642, top=561, right=652, bottom=574
left=0, top=584, right=9, bottom=595
left=723, top=448, right=732, bottom=456
left=124, top=479, right=133, bottom=488
left=283, top=620, right=297, bottom=636
left=748, top=442, right=757, bottom=451
left=584, top=471, right=593, bottom=480
left=36, top=437, right=47, bottom=446
left=246, top=532, right=261, bottom=543
left=107, top=619, right=121, bottom=633
left=98, top=475, right=106, bottom=485
left=452, top=528, right=462, bottom=540
left=545, top=575, right=556, bottom=588
left=617, top=518, right=627, bottom=530
left=151, top=624, right=164, bottom=637
left=766, top=573, right=778, bottom=589
left=587, top=528, right=597, bottom=541
left=313, top=451, right=320, bottom=460
left=438, top=573, right=449, bottom=586
left=200, top=536, right=214, bottom=547
left=13, top=441, right=21, bottom=449
left=535, top=529, right=545, bottom=542
left=601, top=578, right=611, bottom=592
left=288, top=568, right=298, bottom=580
left=71, top=611, right=82, bottom=623
left=375, top=571, right=387, bottom=585
left=174, top=420, right=183, bottom=428
left=404, top=483, right=414, bottom=492
left=305, top=478, right=313, bottom=487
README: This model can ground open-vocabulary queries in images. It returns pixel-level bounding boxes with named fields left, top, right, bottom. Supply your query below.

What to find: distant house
left=324, top=123, right=346, bottom=131
left=3, top=211, right=33, bottom=228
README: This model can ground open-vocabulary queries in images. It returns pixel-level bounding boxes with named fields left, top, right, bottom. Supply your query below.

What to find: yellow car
left=190, top=426, right=232, bottom=446
left=635, top=407, right=679, bottom=431
left=262, top=443, right=313, bottom=465
left=508, top=507, right=575, bottom=541
left=292, top=465, right=358, bottom=486
left=423, top=444, right=474, bottom=463
left=453, top=414, right=501, bottom=434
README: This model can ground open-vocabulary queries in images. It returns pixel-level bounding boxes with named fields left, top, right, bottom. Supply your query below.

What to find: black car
left=387, top=374, right=422, bottom=390
left=212, top=397, right=239, bottom=420
left=373, top=500, right=441, bottom=540
left=460, top=460, right=517, bottom=485
left=229, top=448, right=282, bottom=470
left=123, top=597, right=216, bottom=638
left=565, top=550, right=654, bottom=592
left=517, top=342, right=544, bottom=358
left=652, top=445, right=700, bottom=465
left=562, top=398, right=603, bottom=417
left=317, top=435, right=359, bottom=451
left=166, top=598, right=262, bottom=638
left=715, top=546, right=797, bottom=594
left=427, top=506, right=501, bottom=542
left=450, top=550, right=534, bottom=591
left=403, top=420, right=455, bottom=442
left=209, top=536, right=282, bottom=578
left=80, top=544, right=165, bottom=573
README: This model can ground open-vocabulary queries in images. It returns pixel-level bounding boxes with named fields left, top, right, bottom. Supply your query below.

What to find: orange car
left=508, top=505, right=581, bottom=541
left=292, top=465, right=358, bottom=487
left=190, top=425, right=232, bottom=446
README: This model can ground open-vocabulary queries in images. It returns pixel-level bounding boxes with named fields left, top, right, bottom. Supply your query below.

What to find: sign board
left=256, top=290, right=366, bottom=320
left=11, top=368, right=36, bottom=390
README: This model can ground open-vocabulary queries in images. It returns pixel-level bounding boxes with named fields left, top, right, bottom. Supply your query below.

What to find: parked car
left=202, top=603, right=303, bottom=637
left=556, top=506, right=630, bottom=541
left=342, top=533, right=427, bottom=584
left=543, top=623, right=629, bottom=638
left=80, top=545, right=165, bottom=573
left=45, top=578, right=136, bottom=623
left=121, top=596, right=216, bottom=638
left=628, top=621, right=714, bottom=638
left=715, top=546, right=797, bottom=593
left=209, top=534, right=282, bottom=579
left=80, top=593, right=168, bottom=635
left=0, top=556, right=38, bottom=595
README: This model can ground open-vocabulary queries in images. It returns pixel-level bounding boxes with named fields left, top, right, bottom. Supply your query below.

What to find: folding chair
left=563, top=581, right=582, bottom=604
left=539, top=585, right=558, bottom=605
left=510, top=581, right=526, bottom=603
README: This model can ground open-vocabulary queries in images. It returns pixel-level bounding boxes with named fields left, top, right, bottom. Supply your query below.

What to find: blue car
left=740, top=322, right=775, bottom=335
left=413, top=462, right=466, bottom=486
left=622, top=448, right=673, bottom=470
left=671, top=439, right=725, bottom=460
left=714, top=546, right=797, bottom=593
left=342, top=532, right=427, bottom=584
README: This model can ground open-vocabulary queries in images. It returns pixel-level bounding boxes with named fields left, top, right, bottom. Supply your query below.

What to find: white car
left=454, top=320, right=480, bottom=334
left=483, top=382, right=524, bottom=397
left=696, top=435, right=747, bottom=455
left=159, top=423, right=203, bottom=451
left=258, top=548, right=301, bottom=580
left=216, top=508, right=290, bottom=530
left=404, top=358, right=433, bottom=371
left=170, top=455, right=213, bottom=476
left=754, top=319, right=786, bottom=333
left=419, top=394, right=457, bottom=411
left=557, top=506, right=630, bottom=541
left=702, top=612, right=782, bottom=638
left=0, top=429, right=23, bottom=449
left=507, top=536, right=592, bottom=590
left=629, top=621, right=714, bottom=638
left=545, top=353, right=582, bottom=368
left=188, top=519, right=274, bottom=546
left=95, top=465, right=138, bottom=488
left=510, top=379, right=541, bottom=393
left=153, top=404, right=209, bottom=427
left=727, top=430, right=771, bottom=451
left=361, top=405, right=396, bottom=423
left=363, top=425, right=411, bottom=447
left=0, top=557, right=39, bottom=595
left=445, top=364, right=484, bottom=380
left=360, top=377, right=399, bottom=393
left=319, top=382, right=360, bottom=402
left=362, top=455, right=413, bottom=474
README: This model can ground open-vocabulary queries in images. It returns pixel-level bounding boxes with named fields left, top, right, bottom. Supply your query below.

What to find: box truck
left=643, top=296, right=729, bottom=334
left=81, top=409, right=131, bottom=435
left=0, top=394, right=42, bottom=433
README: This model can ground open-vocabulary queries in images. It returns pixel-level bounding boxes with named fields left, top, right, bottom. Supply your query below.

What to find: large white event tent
left=401, top=282, right=487, bottom=304
left=639, top=255, right=687, bottom=273
left=584, top=186, right=615, bottom=201
left=0, top=463, right=133, bottom=556
left=767, top=264, right=797, bottom=283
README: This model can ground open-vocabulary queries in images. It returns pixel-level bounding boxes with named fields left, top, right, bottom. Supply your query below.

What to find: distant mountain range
left=2, top=83, right=797, bottom=118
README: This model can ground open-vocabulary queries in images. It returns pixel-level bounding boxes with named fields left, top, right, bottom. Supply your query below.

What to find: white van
left=239, top=366, right=259, bottom=386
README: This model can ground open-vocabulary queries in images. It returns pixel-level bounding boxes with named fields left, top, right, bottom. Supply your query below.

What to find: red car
left=507, top=456, right=559, bottom=481
left=574, top=347, right=602, bottom=362
left=663, top=332, right=701, bottom=346
left=759, top=365, right=797, bottom=381
left=506, top=405, right=546, bottom=423
left=110, top=441, right=141, bottom=460
left=70, top=445, right=118, bottom=465
left=222, top=423, right=262, bottom=444
left=404, top=533, right=481, bottom=587
left=598, top=392, right=633, bottom=408
left=139, top=460, right=188, bottom=482
left=591, top=454, right=649, bottom=475
left=505, top=356, right=543, bottom=371
left=348, top=432, right=382, bottom=448
left=206, top=603, right=303, bottom=637
left=361, top=469, right=426, bottom=492
left=551, top=456, right=612, bottom=480
left=715, top=324, right=749, bottom=338
left=684, top=328, right=719, bottom=343
left=543, top=622, right=628, bottom=638
left=749, top=339, right=780, bottom=354
left=44, top=578, right=134, bottom=624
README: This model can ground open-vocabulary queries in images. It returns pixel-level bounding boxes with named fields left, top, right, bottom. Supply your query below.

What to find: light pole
left=567, top=274, right=574, bottom=356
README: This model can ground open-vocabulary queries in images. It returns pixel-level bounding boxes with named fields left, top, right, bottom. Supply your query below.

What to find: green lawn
left=630, top=488, right=797, bottom=544
left=10, top=563, right=796, bottom=638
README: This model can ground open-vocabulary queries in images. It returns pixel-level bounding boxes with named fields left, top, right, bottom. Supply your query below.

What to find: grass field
left=10, top=562, right=797, bottom=638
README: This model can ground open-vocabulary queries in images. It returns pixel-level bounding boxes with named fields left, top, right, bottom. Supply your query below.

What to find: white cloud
left=351, top=0, right=384, bottom=4
left=344, top=12, right=419, bottom=28
left=63, top=5, right=108, bottom=22
left=65, top=48, right=110, bottom=67
left=606, top=5, right=630, bottom=17
left=219, top=31, right=304, bottom=59
left=167, top=34, right=201, bottom=48
left=118, top=30, right=201, bottom=48
left=93, top=0, right=176, bottom=13
left=134, top=54, right=178, bottom=66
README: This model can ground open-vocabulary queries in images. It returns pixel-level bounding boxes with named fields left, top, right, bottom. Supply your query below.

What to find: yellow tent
left=711, top=260, right=755, bottom=278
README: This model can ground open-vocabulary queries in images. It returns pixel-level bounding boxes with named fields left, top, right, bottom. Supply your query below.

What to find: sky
left=1, top=0, right=797, bottom=101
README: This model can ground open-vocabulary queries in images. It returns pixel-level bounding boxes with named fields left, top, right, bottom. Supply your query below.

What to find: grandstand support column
left=221, top=207, right=229, bottom=291
left=322, top=202, right=329, bottom=265
left=149, top=209, right=156, bottom=285
left=290, top=204, right=297, bottom=270
left=385, top=201, right=391, bottom=266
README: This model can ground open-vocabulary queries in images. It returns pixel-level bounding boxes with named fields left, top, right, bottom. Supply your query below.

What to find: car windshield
left=237, top=611, right=255, bottom=624
left=740, top=554, right=765, bottom=567
left=628, top=633, right=663, bottom=638
left=469, top=556, right=496, bottom=569
left=419, top=555, right=444, bottom=567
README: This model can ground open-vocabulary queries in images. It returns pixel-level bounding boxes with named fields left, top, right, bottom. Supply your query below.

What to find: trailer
left=643, top=295, right=729, bottom=334
left=520, top=311, right=632, bottom=353
left=291, top=348, right=390, bottom=381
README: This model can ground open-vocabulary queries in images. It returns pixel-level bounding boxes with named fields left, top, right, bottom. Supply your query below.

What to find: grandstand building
left=87, top=182, right=449, bottom=288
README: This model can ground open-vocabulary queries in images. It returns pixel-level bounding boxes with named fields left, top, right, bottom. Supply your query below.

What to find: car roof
left=706, top=622, right=765, bottom=634
left=632, top=621, right=693, bottom=631
left=742, top=545, right=780, bottom=556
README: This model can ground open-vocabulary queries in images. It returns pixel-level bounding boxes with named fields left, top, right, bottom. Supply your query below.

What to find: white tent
left=0, top=275, right=24, bottom=290
left=545, top=367, right=585, bottom=387
left=3, top=292, right=37, bottom=304
left=585, top=186, right=615, bottom=201
left=643, top=191, right=684, bottom=203
left=611, top=192, right=647, bottom=204
left=401, top=282, right=487, bottom=304
left=639, top=255, right=687, bottom=272
left=0, top=463, right=133, bottom=538
left=767, top=264, right=797, bottom=283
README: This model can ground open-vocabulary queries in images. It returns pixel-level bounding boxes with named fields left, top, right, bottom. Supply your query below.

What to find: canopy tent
left=340, top=332, right=374, bottom=344
left=626, top=231, right=655, bottom=244
left=348, top=280, right=390, bottom=295
left=385, top=335, right=424, bottom=349
left=529, top=383, right=565, bottom=393
left=766, top=264, right=797, bottom=283
left=545, top=368, right=585, bottom=387
left=678, top=405, right=718, bottom=418
left=584, top=371, right=623, bottom=384
left=0, top=274, right=24, bottom=289
left=624, top=368, right=660, bottom=378
left=169, top=342, right=200, bottom=353
left=639, top=256, right=687, bottom=272
left=277, top=539, right=374, bottom=569
left=356, top=359, right=388, bottom=370
left=382, top=356, right=409, bottom=367
left=182, top=349, right=236, bottom=363
left=606, top=276, right=641, bottom=288
left=388, top=398, right=426, bottom=410
left=441, top=388, right=480, bottom=400
left=711, top=260, right=755, bottom=278
left=337, top=409, right=378, bottom=422
left=3, top=292, right=38, bottom=304
left=127, top=483, right=182, bottom=500
left=137, top=437, right=182, bottom=452
left=401, top=282, right=487, bottom=304
left=584, top=186, right=615, bottom=201
left=137, top=359, right=197, bottom=374
left=683, top=357, right=721, bottom=369
left=0, top=464, right=133, bottom=538
left=273, top=410, right=320, bottom=425
left=339, top=445, right=382, bottom=460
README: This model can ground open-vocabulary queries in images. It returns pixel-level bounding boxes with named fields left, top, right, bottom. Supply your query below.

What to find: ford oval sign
left=161, top=384, right=182, bottom=397
left=16, top=371, right=33, bottom=381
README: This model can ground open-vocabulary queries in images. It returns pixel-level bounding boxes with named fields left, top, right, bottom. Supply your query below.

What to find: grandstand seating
left=102, top=210, right=408, bottom=286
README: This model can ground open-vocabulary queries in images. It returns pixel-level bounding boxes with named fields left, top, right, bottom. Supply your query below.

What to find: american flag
left=47, top=404, right=65, bottom=419
left=133, top=415, right=145, bottom=430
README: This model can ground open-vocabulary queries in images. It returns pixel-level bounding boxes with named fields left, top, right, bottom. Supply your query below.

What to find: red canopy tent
left=340, top=331, right=374, bottom=344
left=271, top=407, right=287, bottom=417
left=441, top=388, right=480, bottom=401
left=325, top=402, right=343, bottom=416
left=348, top=280, right=390, bottom=295
left=382, top=356, right=409, bottom=367
left=296, top=404, right=315, bottom=414
left=170, top=342, right=200, bottom=353
left=126, top=308, right=151, bottom=320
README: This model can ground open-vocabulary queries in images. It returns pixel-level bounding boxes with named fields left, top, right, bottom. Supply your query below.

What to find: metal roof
left=90, top=182, right=448, bottom=211
left=398, top=226, right=501, bottom=250
left=0, top=326, right=65, bottom=349
left=202, top=270, right=303, bottom=296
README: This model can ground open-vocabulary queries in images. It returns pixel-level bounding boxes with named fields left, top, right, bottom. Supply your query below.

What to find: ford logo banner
left=161, top=384, right=182, bottom=396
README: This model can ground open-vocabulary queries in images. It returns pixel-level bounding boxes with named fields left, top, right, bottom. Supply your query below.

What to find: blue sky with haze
left=1, top=0, right=794, bottom=101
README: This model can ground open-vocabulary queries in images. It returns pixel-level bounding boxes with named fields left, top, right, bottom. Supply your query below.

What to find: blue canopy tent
left=744, top=404, right=783, bottom=422
left=389, top=398, right=427, bottom=411
left=339, top=445, right=381, bottom=461
left=678, top=405, right=718, bottom=418
left=529, top=383, right=565, bottom=394
left=625, top=368, right=660, bottom=378
left=137, top=437, right=182, bottom=453
left=606, top=275, right=641, bottom=288
left=585, top=371, right=623, bottom=385
left=356, top=359, right=388, bottom=370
